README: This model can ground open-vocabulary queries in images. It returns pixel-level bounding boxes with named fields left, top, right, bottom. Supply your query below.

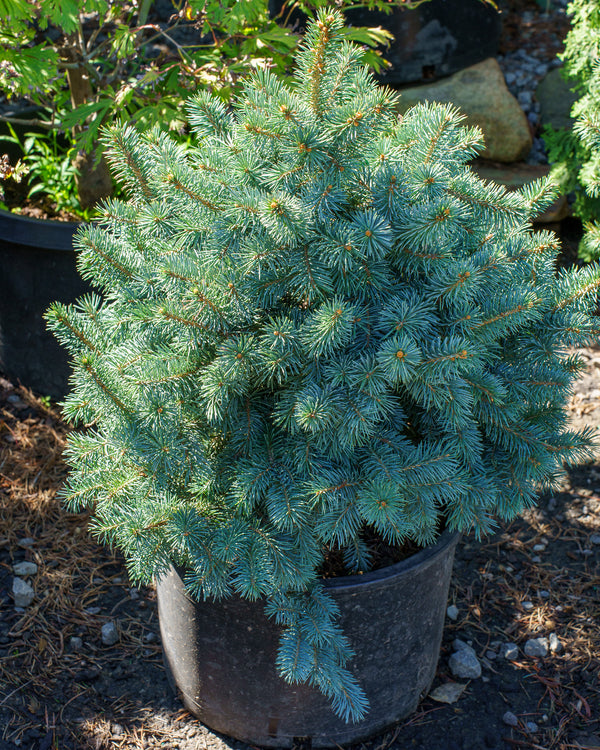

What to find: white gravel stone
left=101, top=621, right=119, bottom=646
left=502, top=642, right=519, bottom=660
left=17, top=537, right=35, bottom=548
left=70, top=636, right=83, bottom=652
left=12, top=561, right=38, bottom=577
left=446, top=604, right=459, bottom=620
left=449, top=644, right=481, bottom=679
left=524, top=637, right=549, bottom=658
left=549, top=632, right=563, bottom=654
left=522, top=601, right=534, bottom=610
left=533, top=544, right=546, bottom=552
left=503, top=711, right=519, bottom=727
left=429, top=682, right=467, bottom=704
left=526, top=721, right=539, bottom=733
left=12, top=577, right=34, bottom=607
left=590, top=534, right=600, bottom=545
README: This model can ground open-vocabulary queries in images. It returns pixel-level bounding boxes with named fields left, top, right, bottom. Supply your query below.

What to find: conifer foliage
left=47, top=10, right=600, bottom=721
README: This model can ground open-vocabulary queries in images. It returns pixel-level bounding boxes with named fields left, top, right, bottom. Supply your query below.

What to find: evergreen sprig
left=47, top=9, right=600, bottom=722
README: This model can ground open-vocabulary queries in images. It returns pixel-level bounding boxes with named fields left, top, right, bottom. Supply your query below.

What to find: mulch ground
left=0, top=340, right=599, bottom=750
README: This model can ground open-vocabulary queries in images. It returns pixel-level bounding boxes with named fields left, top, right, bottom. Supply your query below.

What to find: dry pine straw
left=0, top=380, right=599, bottom=750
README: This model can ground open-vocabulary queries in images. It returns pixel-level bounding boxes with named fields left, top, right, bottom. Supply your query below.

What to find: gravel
left=524, top=637, right=549, bottom=658
left=496, top=0, right=571, bottom=165
left=449, top=642, right=482, bottom=680
left=101, top=621, right=119, bottom=646
left=12, top=561, right=38, bottom=576
left=12, top=577, right=34, bottom=607
left=549, top=632, right=563, bottom=654
left=69, top=636, right=83, bottom=652
left=446, top=604, right=459, bottom=620
left=502, top=642, right=519, bottom=660
left=503, top=711, right=519, bottom=727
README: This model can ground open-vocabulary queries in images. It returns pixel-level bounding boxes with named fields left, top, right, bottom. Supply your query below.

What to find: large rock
left=396, top=58, right=532, bottom=162
left=536, top=67, right=577, bottom=131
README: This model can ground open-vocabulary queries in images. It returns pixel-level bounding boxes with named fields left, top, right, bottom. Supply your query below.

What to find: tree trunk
left=63, top=41, right=113, bottom=209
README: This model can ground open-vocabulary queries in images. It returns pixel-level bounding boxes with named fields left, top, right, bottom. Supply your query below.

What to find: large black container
left=0, top=210, right=87, bottom=398
left=271, top=0, right=501, bottom=85
left=157, top=530, right=459, bottom=748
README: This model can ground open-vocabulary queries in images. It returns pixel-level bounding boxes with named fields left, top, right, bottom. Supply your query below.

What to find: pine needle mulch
left=0, top=370, right=599, bottom=750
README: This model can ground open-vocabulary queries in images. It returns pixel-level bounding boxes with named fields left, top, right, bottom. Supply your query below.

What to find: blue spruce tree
left=47, top=10, right=600, bottom=721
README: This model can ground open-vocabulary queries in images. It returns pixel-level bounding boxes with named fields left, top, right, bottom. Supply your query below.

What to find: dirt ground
left=0, top=342, right=599, bottom=750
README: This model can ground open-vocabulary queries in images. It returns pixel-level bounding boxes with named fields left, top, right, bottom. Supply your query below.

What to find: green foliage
left=0, top=0, right=403, bottom=215
left=0, top=124, right=97, bottom=218
left=572, top=60, right=600, bottom=258
left=48, top=11, right=599, bottom=722
left=543, top=0, right=600, bottom=259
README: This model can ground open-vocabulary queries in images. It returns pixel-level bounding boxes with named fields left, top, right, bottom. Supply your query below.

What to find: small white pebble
left=533, top=544, right=546, bottom=552
left=446, top=604, right=459, bottom=620
left=12, top=561, right=38, bottom=576
left=503, top=711, right=519, bottom=727
left=526, top=721, right=539, bottom=733
left=549, top=632, right=562, bottom=654
left=101, top=621, right=119, bottom=646
left=522, top=601, right=534, bottom=611
left=524, top=637, right=549, bottom=658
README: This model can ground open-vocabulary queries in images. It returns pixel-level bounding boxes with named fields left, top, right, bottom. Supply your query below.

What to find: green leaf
left=340, top=25, right=394, bottom=49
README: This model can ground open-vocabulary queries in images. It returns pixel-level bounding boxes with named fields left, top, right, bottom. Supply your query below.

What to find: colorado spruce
left=47, top=10, right=600, bottom=722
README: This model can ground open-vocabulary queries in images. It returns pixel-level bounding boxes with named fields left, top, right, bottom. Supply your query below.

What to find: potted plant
left=47, top=9, right=599, bottom=747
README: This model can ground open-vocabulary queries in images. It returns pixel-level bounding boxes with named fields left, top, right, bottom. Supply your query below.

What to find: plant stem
left=138, top=0, right=154, bottom=27
left=0, top=115, right=57, bottom=130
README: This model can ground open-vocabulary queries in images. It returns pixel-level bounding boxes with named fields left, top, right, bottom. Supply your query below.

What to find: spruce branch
left=49, top=9, right=600, bottom=724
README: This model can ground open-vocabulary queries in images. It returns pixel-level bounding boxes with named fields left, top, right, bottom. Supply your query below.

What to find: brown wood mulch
left=0, top=342, right=599, bottom=750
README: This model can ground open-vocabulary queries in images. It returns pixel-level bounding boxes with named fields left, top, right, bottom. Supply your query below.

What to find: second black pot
left=0, top=209, right=88, bottom=398
left=157, top=530, right=460, bottom=748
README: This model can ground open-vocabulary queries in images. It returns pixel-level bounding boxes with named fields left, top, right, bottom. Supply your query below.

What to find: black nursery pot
left=0, top=210, right=88, bottom=398
left=157, top=530, right=460, bottom=748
